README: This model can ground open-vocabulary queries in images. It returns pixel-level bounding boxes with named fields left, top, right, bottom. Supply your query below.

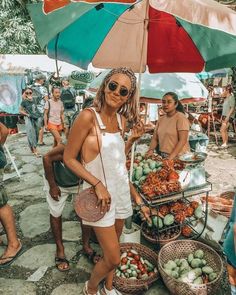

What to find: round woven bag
left=74, top=187, right=106, bottom=222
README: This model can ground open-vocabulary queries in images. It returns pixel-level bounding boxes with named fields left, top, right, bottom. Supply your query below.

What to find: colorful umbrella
left=28, top=0, right=236, bottom=73
left=88, top=70, right=208, bottom=103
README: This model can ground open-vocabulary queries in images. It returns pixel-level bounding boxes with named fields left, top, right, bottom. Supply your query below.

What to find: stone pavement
left=0, top=132, right=234, bottom=295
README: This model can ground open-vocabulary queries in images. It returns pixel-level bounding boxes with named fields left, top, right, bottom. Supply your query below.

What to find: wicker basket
left=141, top=222, right=181, bottom=246
left=113, top=243, right=159, bottom=294
left=158, top=240, right=223, bottom=295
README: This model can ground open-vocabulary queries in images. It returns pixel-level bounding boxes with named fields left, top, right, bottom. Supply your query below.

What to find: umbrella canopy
left=28, top=0, right=236, bottom=73
left=196, top=68, right=233, bottom=79
left=88, top=70, right=208, bottom=104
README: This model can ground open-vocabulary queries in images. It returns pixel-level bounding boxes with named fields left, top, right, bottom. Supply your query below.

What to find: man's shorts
left=64, top=109, right=76, bottom=128
left=47, top=122, right=63, bottom=132
left=0, top=169, right=8, bottom=208
left=44, top=178, right=78, bottom=217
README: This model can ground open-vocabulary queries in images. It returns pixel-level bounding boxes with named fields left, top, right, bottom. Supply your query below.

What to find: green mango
left=143, top=167, right=151, bottom=175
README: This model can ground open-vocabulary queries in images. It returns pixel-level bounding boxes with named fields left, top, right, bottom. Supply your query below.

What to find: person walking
left=31, top=73, right=48, bottom=146
left=220, top=85, right=235, bottom=148
left=44, top=87, right=65, bottom=147
left=60, top=77, right=77, bottom=138
left=0, top=123, right=22, bottom=268
left=64, top=67, right=150, bottom=295
left=20, top=88, right=41, bottom=157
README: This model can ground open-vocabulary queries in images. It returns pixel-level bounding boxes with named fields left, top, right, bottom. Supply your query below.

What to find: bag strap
left=94, top=116, right=107, bottom=188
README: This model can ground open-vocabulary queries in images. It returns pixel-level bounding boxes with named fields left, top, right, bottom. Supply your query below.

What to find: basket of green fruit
left=113, top=243, right=159, bottom=294
left=158, top=240, right=223, bottom=295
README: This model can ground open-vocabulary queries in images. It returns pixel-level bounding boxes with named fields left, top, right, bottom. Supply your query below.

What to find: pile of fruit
left=148, top=200, right=202, bottom=226
left=130, top=153, right=185, bottom=199
left=163, top=249, right=218, bottom=285
left=115, top=249, right=158, bottom=280
left=141, top=200, right=202, bottom=240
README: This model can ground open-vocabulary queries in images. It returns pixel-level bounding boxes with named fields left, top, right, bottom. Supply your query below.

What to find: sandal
left=83, top=250, right=101, bottom=264
left=100, top=283, right=122, bottom=295
left=83, top=281, right=100, bottom=295
left=0, top=241, right=23, bottom=268
left=55, top=257, right=70, bottom=272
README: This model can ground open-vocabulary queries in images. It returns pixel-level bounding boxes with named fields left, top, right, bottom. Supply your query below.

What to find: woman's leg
left=104, top=219, right=125, bottom=291
left=50, top=129, right=62, bottom=147
left=87, top=225, right=121, bottom=294
left=25, top=117, right=34, bottom=152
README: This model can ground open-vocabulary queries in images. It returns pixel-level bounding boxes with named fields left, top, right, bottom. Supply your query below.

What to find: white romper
left=82, top=108, right=133, bottom=227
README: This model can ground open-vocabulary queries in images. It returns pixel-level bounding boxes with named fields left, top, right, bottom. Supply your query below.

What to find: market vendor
left=223, top=194, right=236, bottom=295
left=146, top=92, right=190, bottom=159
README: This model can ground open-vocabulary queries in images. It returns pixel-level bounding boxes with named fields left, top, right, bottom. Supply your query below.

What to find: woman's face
left=104, top=73, right=132, bottom=109
left=52, top=88, right=61, bottom=99
left=24, top=89, right=33, bottom=99
left=162, top=95, right=177, bottom=113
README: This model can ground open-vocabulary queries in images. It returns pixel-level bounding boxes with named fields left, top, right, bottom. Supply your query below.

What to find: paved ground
left=0, top=132, right=235, bottom=295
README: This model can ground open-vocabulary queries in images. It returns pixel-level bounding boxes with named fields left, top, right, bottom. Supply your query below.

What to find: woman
left=44, top=87, right=65, bottom=147
left=220, top=85, right=235, bottom=148
left=147, top=92, right=190, bottom=159
left=20, top=88, right=41, bottom=157
left=64, top=68, right=150, bottom=295
left=223, top=195, right=236, bottom=295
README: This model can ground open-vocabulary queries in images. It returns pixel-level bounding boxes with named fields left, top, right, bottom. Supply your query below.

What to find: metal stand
left=140, top=182, right=212, bottom=246
left=3, top=143, right=21, bottom=179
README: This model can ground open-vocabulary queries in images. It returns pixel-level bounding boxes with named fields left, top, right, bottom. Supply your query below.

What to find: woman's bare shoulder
left=75, top=109, right=94, bottom=125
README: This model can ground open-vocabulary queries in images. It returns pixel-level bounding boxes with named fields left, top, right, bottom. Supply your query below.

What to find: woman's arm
left=63, top=109, right=111, bottom=213
left=129, top=182, right=151, bottom=222
left=168, top=130, right=188, bottom=160
left=19, top=106, right=29, bottom=117
left=146, top=123, right=159, bottom=156
left=0, top=122, right=8, bottom=145
left=44, top=108, right=49, bottom=129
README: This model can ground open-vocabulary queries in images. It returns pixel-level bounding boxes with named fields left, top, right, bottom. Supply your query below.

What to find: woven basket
left=141, top=222, right=181, bottom=246
left=158, top=240, right=223, bottom=295
left=113, top=243, right=159, bottom=294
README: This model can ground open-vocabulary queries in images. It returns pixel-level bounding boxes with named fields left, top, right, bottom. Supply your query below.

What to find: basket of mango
left=158, top=240, right=223, bottom=295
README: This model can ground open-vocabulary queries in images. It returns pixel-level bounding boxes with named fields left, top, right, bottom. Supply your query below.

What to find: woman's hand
left=128, top=121, right=145, bottom=143
left=95, top=182, right=112, bottom=214
left=140, top=206, right=151, bottom=223
left=146, top=149, right=154, bottom=158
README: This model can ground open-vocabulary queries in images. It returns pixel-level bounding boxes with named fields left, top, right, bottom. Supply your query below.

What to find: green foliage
left=0, top=0, right=43, bottom=54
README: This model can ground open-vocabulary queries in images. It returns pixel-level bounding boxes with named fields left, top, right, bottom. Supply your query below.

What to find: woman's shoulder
left=76, top=108, right=95, bottom=123
left=176, top=112, right=188, bottom=120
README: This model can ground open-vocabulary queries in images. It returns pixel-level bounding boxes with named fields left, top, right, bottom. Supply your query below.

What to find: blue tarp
left=0, top=74, right=26, bottom=114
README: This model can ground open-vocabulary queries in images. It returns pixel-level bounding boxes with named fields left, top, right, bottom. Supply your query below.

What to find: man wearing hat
left=32, top=73, right=48, bottom=146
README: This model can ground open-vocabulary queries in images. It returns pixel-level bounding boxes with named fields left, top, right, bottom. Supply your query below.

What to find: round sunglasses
left=107, top=81, right=129, bottom=97
left=25, top=91, right=32, bottom=95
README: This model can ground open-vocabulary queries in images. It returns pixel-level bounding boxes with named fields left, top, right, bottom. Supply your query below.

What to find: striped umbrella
left=28, top=0, right=236, bottom=73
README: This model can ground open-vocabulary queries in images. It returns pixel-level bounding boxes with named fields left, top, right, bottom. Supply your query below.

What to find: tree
left=0, top=0, right=43, bottom=54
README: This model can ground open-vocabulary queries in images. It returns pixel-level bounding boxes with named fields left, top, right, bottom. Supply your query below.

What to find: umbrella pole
left=129, top=1, right=149, bottom=182
left=54, top=33, right=60, bottom=78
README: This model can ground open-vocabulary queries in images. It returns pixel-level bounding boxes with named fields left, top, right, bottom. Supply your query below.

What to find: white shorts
left=82, top=181, right=133, bottom=228
left=44, top=178, right=78, bottom=218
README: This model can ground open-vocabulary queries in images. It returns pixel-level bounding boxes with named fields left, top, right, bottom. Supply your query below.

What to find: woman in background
left=20, top=87, right=41, bottom=157
left=147, top=92, right=190, bottom=159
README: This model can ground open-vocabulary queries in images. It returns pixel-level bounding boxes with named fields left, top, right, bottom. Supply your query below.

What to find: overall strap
left=90, top=107, right=106, bottom=130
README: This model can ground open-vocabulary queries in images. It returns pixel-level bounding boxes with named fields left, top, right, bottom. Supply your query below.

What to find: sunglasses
left=107, top=81, right=129, bottom=97
left=25, top=91, right=32, bottom=95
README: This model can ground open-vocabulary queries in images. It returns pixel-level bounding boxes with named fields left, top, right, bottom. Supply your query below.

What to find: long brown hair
left=93, top=68, right=139, bottom=123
